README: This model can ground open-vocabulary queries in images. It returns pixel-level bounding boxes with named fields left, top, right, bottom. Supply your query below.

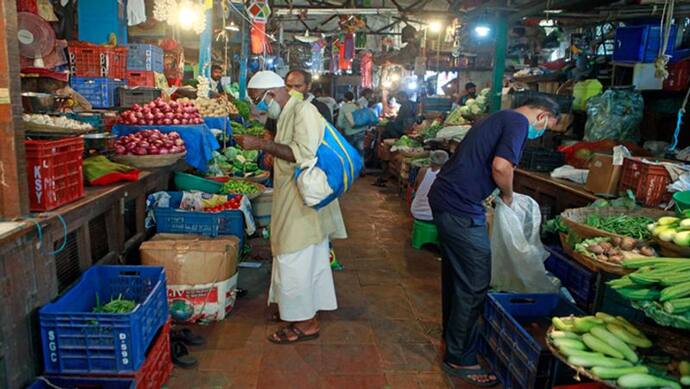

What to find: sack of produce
left=584, top=89, right=643, bottom=142
left=491, top=193, right=559, bottom=293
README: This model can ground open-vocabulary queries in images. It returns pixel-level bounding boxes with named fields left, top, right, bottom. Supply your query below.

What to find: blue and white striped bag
left=294, top=123, right=363, bottom=209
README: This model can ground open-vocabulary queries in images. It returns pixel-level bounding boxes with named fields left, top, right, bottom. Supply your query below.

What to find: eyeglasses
left=252, top=90, right=272, bottom=105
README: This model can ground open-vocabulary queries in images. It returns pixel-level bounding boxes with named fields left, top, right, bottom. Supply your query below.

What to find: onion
left=126, top=141, right=137, bottom=150
left=172, top=119, right=180, bottom=125
left=148, top=146, right=160, bottom=154
left=115, top=146, right=126, bottom=155
left=134, top=147, right=147, bottom=155
left=174, top=138, right=184, bottom=146
left=139, top=141, right=150, bottom=148
left=159, top=148, right=170, bottom=155
left=168, top=131, right=180, bottom=139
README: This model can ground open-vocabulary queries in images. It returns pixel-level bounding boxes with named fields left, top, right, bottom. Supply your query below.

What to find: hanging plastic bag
left=584, top=89, right=643, bottom=142
left=490, top=194, right=559, bottom=293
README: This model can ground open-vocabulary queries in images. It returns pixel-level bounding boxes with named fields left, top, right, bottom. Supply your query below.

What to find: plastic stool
left=411, top=219, right=438, bottom=249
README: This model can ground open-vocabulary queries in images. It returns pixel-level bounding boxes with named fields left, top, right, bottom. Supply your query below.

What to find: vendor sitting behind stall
left=458, top=82, right=477, bottom=106
left=209, top=64, right=225, bottom=96
left=410, top=150, right=449, bottom=221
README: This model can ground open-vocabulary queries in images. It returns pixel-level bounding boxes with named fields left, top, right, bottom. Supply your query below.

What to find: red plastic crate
left=166, top=77, right=182, bottom=87
left=68, top=44, right=128, bottom=79
left=130, top=321, right=172, bottom=389
left=664, top=58, right=690, bottom=91
left=127, top=71, right=156, bottom=87
left=617, top=157, right=672, bottom=207
left=25, top=137, right=84, bottom=212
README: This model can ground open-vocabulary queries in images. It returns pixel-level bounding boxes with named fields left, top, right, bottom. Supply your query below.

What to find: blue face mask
left=256, top=100, right=268, bottom=112
left=527, top=117, right=548, bottom=139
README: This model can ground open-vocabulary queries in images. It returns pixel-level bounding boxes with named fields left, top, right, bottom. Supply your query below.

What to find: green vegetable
left=582, top=333, right=624, bottom=359
left=573, top=317, right=605, bottom=332
left=591, top=366, right=649, bottom=380
left=679, top=360, right=690, bottom=376
left=660, top=273, right=690, bottom=287
left=568, top=355, right=633, bottom=368
left=393, top=135, right=422, bottom=148
left=606, top=323, right=652, bottom=348
left=544, top=216, right=569, bottom=234
left=553, top=317, right=575, bottom=331
left=623, top=257, right=690, bottom=269
left=584, top=214, right=655, bottom=240
left=615, top=287, right=661, bottom=301
left=234, top=99, right=251, bottom=119
left=673, top=231, right=690, bottom=247
left=221, top=180, right=259, bottom=196
left=681, top=376, right=690, bottom=386
left=613, top=316, right=644, bottom=337
left=548, top=331, right=580, bottom=341
left=617, top=373, right=680, bottom=389
left=660, top=281, right=690, bottom=302
left=92, top=294, right=137, bottom=314
left=558, top=347, right=604, bottom=358
left=553, top=338, right=586, bottom=350
left=590, top=327, right=639, bottom=363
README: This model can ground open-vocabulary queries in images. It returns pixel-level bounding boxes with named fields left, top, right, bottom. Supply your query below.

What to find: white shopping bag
left=490, top=193, right=559, bottom=293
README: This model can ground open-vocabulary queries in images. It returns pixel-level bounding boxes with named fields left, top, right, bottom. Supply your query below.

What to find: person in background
left=235, top=71, right=347, bottom=344
left=337, top=91, right=358, bottom=136
left=285, top=69, right=333, bottom=124
left=381, top=90, right=417, bottom=139
left=357, top=88, right=373, bottom=109
left=428, top=95, right=560, bottom=386
left=410, top=150, right=449, bottom=221
left=458, top=82, right=477, bottom=106
left=209, top=64, right=225, bottom=96
left=314, top=88, right=337, bottom=120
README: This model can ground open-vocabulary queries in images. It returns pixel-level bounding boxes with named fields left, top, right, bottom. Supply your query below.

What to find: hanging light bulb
left=226, top=20, right=239, bottom=31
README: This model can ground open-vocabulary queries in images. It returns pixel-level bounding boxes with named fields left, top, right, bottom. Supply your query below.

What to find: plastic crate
left=127, top=44, right=164, bottom=72
left=512, top=91, right=574, bottom=113
left=480, top=293, right=584, bottom=389
left=68, top=45, right=128, bottom=79
left=126, top=71, right=156, bottom=87
left=153, top=207, right=245, bottom=245
left=29, top=377, right=135, bottom=389
left=519, top=147, right=566, bottom=172
left=71, top=77, right=126, bottom=108
left=664, top=58, right=690, bottom=91
left=613, top=25, right=677, bottom=63
left=617, top=157, right=672, bottom=207
left=118, top=87, right=162, bottom=108
left=25, top=137, right=84, bottom=211
left=544, top=246, right=598, bottom=311
left=39, top=265, right=169, bottom=374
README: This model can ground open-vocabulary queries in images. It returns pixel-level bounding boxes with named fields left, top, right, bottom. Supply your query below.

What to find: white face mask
left=267, top=99, right=282, bottom=119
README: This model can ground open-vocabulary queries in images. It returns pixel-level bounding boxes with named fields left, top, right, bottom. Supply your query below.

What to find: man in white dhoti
left=236, top=71, right=347, bottom=344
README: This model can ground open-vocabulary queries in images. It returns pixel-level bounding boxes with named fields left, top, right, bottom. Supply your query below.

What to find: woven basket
left=545, top=329, right=617, bottom=389
left=24, top=121, right=94, bottom=135
left=561, top=206, right=672, bottom=241
left=113, top=152, right=185, bottom=169
left=559, top=232, right=576, bottom=257
left=653, top=236, right=690, bottom=257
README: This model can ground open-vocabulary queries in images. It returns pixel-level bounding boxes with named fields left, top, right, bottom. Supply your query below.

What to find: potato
left=611, top=236, right=622, bottom=246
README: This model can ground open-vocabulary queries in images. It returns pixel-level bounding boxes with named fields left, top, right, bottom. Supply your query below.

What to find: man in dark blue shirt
left=429, top=96, right=560, bottom=386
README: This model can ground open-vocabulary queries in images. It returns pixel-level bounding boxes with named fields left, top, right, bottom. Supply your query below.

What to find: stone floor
left=166, top=176, right=480, bottom=388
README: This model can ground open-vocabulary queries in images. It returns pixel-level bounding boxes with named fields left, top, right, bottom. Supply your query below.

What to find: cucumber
left=595, top=312, right=618, bottom=323
left=614, top=316, right=644, bottom=337
left=607, top=323, right=652, bottom=348
left=552, top=317, right=575, bottom=332
left=660, top=281, right=690, bottom=302
left=590, top=327, right=639, bottom=363
left=548, top=331, right=580, bottom=341
left=591, top=366, right=648, bottom=380
left=553, top=338, right=586, bottom=350
left=663, top=298, right=690, bottom=314
left=679, top=360, right=690, bottom=376
left=558, top=346, right=605, bottom=358
left=681, top=376, right=690, bottom=386
left=582, top=333, right=624, bottom=359
left=617, top=373, right=681, bottom=389
left=568, top=355, right=633, bottom=368
left=574, top=317, right=605, bottom=333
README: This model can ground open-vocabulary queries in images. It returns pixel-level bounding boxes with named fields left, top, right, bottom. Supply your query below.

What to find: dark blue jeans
left=433, top=211, right=491, bottom=366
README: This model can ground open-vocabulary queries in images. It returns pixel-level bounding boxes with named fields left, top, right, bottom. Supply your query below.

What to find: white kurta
left=268, top=239, right=337, bottom=321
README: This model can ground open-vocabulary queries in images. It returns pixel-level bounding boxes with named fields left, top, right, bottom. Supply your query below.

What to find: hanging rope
left=669, top=84, right=690, bottom=152
left=655, top=0, right=675, bottom=80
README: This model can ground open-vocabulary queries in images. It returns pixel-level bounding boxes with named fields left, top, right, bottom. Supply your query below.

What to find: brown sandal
left=268, top=324, right=320, bottom=345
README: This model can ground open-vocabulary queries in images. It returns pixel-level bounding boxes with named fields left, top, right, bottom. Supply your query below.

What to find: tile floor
left=166, top=177, right=482, bottom=388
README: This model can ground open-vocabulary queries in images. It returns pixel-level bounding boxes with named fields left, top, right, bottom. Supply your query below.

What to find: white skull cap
left=248, top=71, right=285, bottom=89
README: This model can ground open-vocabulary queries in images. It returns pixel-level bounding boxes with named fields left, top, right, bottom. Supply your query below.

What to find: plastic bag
left=490, top=194, right=559, bottom=293
left=584, top=89, right=643, bottom=142
left=351, top=107, right=379, bottom=127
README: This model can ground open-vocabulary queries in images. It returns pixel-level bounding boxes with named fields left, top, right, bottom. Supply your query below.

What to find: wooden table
left=514, top=168, right=601, bottom=219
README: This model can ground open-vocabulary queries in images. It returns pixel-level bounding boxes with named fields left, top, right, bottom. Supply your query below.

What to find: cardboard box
left=585, top=154, right=622, bottom=195
left=168, top=273, right=238, bottom=324
left=140, top=234, right=239, bottom=286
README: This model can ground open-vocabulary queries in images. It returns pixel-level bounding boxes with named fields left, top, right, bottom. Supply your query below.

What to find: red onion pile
left=115, top=129, right=186, bottom=156
left=116, top=98, right=203, bottom=126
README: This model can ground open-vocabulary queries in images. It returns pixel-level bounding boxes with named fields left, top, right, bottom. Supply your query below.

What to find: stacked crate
left=126, top=44, right=165, bottom=87
left=68, top=43, right=128, bottom=108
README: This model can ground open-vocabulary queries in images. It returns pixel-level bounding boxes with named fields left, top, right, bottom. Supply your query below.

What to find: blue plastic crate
left=127, top=44, right=164, bottom=72
left=544, top=246, right=597, bottom=310
left=39, top=265, right=168, bottom=374
left=614, top=25, right=677, bottom=63
left=70, top=77, right=126, bottom=108
left=29, top=376, right=136, bottom=389
left=479, top=293, right=584, bottom=389
left=153, top=207, right=245, bottom=246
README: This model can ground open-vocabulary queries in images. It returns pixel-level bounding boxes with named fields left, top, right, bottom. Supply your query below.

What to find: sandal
left=171, top=341, right=198, bottom=368
left=441, top=362, right=498, bottom=387
left=268, top=324, right=320, bottom=345
left=171, top=328, right=205, bottom=346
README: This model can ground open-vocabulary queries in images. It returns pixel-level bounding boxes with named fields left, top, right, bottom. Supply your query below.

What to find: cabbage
left=458, top=106, right=471, bottom=116
left=465, top=98, right=476, bottom=107
left=470, top=104, right=483, bottom=115
left=480, top=88, right=491, bottom=97
left=476, top=95, right=487, bottom=105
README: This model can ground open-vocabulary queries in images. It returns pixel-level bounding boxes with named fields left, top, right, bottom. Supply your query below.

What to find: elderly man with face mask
left=235, top=71, right=347, bottom=344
